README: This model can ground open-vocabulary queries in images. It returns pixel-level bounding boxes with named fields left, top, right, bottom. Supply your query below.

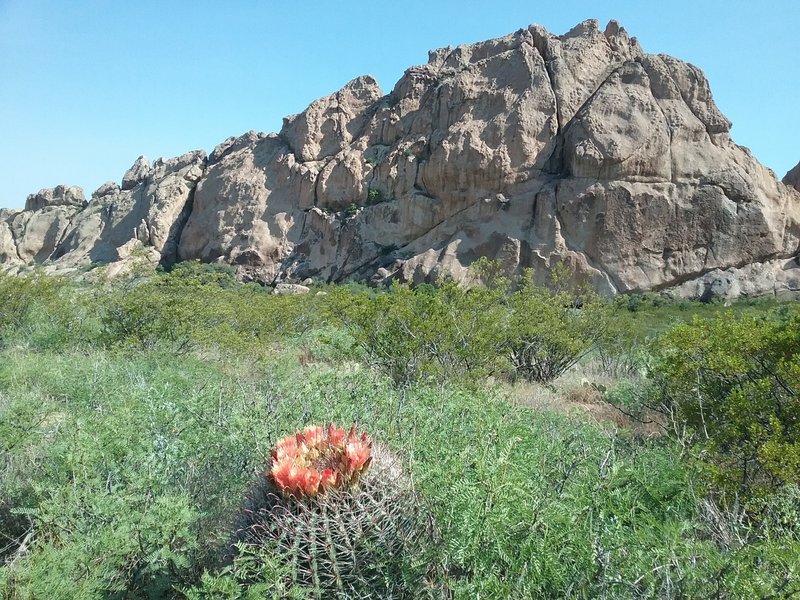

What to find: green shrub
left=504, top=282, right=615, bottom=384
left=101, top=267, right=319, bottom=354
left=367, top=188, right=386, bottom=205
left=328, top=280, right=508, bottom=385
left=650, top=307, right=800, bottom=492
left=0, top=273, right=67, bottom=332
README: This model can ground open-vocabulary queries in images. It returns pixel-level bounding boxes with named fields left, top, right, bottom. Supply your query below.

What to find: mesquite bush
left=234, top=424, right=442, bottom=599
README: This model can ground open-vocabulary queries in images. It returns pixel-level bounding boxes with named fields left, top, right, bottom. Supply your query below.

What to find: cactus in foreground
left=234, top=424, right=442, bottom=599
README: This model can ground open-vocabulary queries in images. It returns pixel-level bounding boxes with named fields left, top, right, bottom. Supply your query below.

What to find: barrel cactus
left=234, top=423, right=442, bottom=599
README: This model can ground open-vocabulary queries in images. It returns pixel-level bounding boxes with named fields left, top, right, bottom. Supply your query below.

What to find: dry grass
left=504, top=361, right=665, bottom=440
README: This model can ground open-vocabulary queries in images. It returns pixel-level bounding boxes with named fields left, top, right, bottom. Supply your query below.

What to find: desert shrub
left=649, top=307, right=800, bottom=493
left=0, top=273, right=103, bottom=350
left=0, top=350, right=276, bottom=598
left=102, top=280, right=205, bottom=352
left=328, top=280, right=508, bottom=385
left=329, top=263, right=617, bottom=387
left=294, top=325, right=362, bottom=366
left=0, top=273, right=67, bottom=332
left=504, top=283, right=615, bottom=384
left=101, top=267, right=320, bottom=354
left=163, top=260, right=239, bottom=288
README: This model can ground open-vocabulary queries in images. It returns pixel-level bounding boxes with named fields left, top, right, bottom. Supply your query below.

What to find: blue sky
left=1, top=0, right=797, bottom=208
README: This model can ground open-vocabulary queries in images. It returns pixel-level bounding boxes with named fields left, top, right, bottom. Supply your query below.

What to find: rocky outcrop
left=670, top=256, right=800, bottom=300
left=51, top=151, right=206, bottom=268
left=1, top=186, right=87, bottom=266
left=785, top=161, right=800, bottom=193
left=0, top=151, right=206, bottom=274
left=24, top=185, right=86, bottom=212
left=0, top=209, right=22, bottom=268
left=2, top=19, right=799, bottom=298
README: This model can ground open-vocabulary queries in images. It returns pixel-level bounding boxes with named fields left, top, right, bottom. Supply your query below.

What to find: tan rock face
left=0, top=212, right=22, bottom=269
left=2, top=20, right=799, bottom=297
left=52, top=151, right=206, bottom=267
left=176, top=19, right=798, bottom=296
left=25, top=185, right=86, bottom=212
left=11, top=206, right=80, bottom=263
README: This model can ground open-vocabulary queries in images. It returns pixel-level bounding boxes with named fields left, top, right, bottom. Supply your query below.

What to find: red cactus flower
left=269, top=423, right=373, bottom=498
left=346, top=440, right=371, bottom=472
left=327, top=422, right=347, bottom=446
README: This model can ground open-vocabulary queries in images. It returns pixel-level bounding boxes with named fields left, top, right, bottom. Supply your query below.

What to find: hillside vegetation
left=0, top=264, right=798, bottom=599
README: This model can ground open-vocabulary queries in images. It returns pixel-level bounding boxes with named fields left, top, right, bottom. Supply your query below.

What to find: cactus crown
left=269, top=423, right=373, bottom=498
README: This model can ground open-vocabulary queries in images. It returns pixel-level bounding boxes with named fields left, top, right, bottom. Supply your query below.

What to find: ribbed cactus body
left=234, top=430, right=441, bottom=599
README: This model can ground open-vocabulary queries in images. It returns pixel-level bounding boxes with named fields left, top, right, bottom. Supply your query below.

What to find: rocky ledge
left=2, top=19, right=799, bottom=299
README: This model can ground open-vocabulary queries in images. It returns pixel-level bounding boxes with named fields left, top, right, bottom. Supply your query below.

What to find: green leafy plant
left=366, top=188, right=387, bottom=205
left=329, top=280, right=508, bottom=385
left=504, top=280, right=614, bottom=384
left=649, top=308, right=800, bottom=493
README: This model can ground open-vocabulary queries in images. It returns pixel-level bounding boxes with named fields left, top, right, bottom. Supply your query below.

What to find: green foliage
left=328, top=280, right=509, bottom=385
left=366, top=188, right=386, bottom=205
left=183, top=545, right=308, bottom=599
left=0, top=269, right=798, bottom=598
left=505, top=282, right=614, bottom=384
left=101, top=265, right=319, bottom=354
left=328, top=261, right=617, bottom=387
left=650, top=307, right=800, bottom=492
left=0, top=274, right=67, bottom=332
left=0, top=273, right=104, bottom=351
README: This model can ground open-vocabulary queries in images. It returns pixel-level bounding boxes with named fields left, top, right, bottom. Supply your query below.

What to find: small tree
left=329, top=281, right=508, bottom=386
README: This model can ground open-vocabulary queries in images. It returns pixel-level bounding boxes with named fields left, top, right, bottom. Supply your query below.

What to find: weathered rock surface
left=0, top=209, right=22, bottom=269
left=670, top=256, right=800, bottom=300
left=784, top=161, right=800, bottom=193
left=51, top=151, right=206, bottom=267
left=25, top=185, right=86, bottom=212
left=273, top=283, right=311, bottom=295
left=121, top=156, right=152, bottom=191
left=1, top=186, right=87, bottom=266
left=2, top=19, right=799, bottom=297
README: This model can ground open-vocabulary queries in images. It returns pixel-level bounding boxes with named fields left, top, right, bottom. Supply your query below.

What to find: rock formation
left=785, top=161, right=800, bottom=193
left=2, top=19, right=799, bottom=298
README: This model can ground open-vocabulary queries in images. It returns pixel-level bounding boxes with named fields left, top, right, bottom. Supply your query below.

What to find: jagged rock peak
left=121, top=155, right=151, bottom=190
left=92, top=181, right=120, bottom=199
left=280, top=75, right=383, bottom=163
left=24, top=185, right=86, bottom=212
left=784, top=161, right=800, bottom=192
